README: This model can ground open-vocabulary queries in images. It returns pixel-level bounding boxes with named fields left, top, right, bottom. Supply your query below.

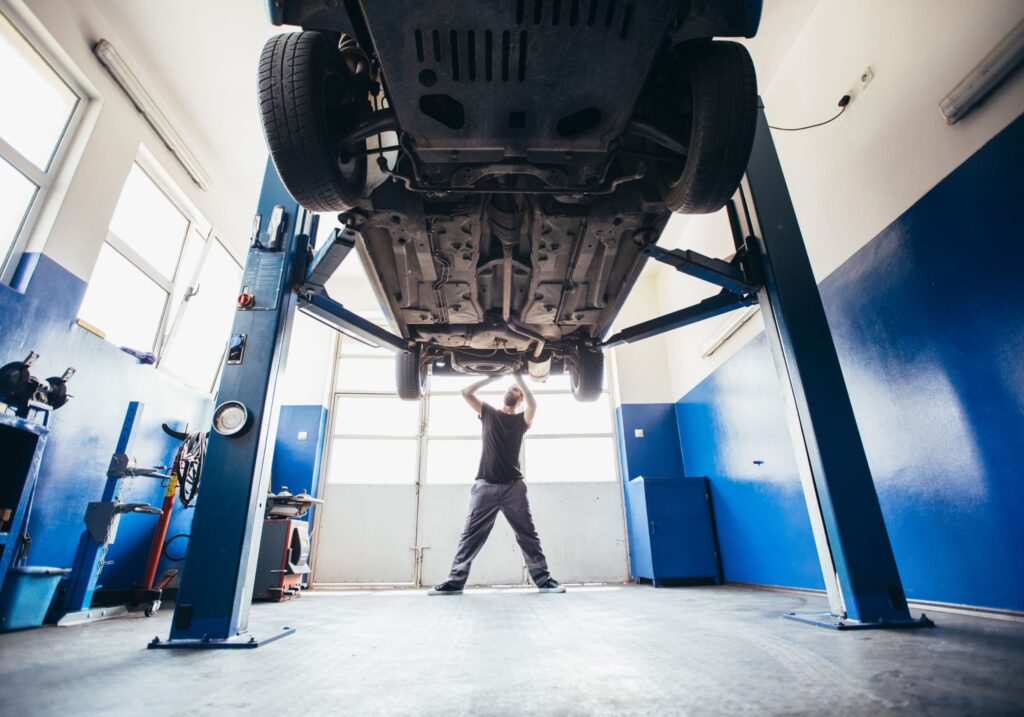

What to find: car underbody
left=260, top=0, right=761, bottom=398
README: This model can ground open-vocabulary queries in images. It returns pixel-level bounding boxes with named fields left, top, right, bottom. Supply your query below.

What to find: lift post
left=736, top=107, right=930, bottom=629
left=151, top=161, right=305, bottom=649
left=604, top=102, right=931, bottom=629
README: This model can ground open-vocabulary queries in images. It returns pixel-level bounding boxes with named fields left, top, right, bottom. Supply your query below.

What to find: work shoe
left=537, top=579, right=566, bottom=593
left=427, top=581, right=463, bottom=596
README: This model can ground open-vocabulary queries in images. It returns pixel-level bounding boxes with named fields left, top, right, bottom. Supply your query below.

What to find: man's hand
left=513, top=372, right=537, bottom=427
left=461, top=375, right=498, bottom=416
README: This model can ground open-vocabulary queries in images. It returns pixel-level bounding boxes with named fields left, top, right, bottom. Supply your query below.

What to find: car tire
left=570, top=347, right=604, bottom=402
left=396, top=345, right=428, bottom=401
left=258, top=31, right=368, bottom=212
left=658, top=41, right=757, bottom=215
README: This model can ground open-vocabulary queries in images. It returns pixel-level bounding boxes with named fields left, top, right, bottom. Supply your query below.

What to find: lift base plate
left=148, top=625, right=295, bottom=649
left=784, top=611, right=935, bottom=630
left=54, top=605, right=129, bottom=627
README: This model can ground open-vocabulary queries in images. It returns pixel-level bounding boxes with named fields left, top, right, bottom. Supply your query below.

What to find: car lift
left=152, top=101, right=929, bottom=649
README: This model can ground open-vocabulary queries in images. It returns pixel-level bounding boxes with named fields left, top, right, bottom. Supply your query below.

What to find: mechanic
left=428, top=373, right=566, bottom=596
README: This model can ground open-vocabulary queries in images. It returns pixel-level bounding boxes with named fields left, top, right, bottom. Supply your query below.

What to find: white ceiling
left=90, top=0, right=284, bottom=254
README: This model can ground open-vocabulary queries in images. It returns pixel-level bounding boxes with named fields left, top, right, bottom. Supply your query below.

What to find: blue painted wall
left=0, top=254, right=211, bottom=591
left=616, top=403, right=685, bottom=580
left=0, top=251, right=330, bottom=599
left=271, top=404, right=328, bottom=533
left=675, top=114, right=1024, bottom=610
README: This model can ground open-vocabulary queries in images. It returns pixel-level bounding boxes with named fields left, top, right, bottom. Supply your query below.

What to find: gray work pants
left=446, top=479, right=552, bottom=588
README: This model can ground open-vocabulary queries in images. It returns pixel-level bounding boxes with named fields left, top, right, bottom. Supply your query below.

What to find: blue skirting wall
left=616, top=403, right=686, bottom=580
left=1, top=252, right=330, bottom=596
left=675, top=114, right=1024, bottom=611
left=0, top=253, right=212, bottom=590
left=271, top=404, right=329, bottom=529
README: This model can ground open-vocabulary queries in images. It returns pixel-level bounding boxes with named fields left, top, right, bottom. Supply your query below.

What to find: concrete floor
left=1, top=585, right=1022, bottom=716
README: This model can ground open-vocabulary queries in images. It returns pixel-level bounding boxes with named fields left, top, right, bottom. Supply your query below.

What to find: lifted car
left=259, top=0, right=761, bottom=400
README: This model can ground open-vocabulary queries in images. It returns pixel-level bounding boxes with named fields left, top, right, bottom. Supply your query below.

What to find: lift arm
left=298, top=292, right=410, bottom=354
left=642, top=245, right=754, bottom=295
left=600, top=290, right=757, bottom=349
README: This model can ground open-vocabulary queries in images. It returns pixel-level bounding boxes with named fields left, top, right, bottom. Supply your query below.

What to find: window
left=326, top=329, right=422, bottom=485
left=323, top=330, right=619, bottom=486
left=424, top=370, right=617, bottom=485
left=78, top=162, right=191, bottom=351
left=158, top=237, right=242, bottom=391
left=77, top=156, right=242, bottom=392
left=0, top=9, right=87, bottom=281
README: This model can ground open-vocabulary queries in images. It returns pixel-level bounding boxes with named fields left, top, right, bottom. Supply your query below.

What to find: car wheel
left=258, top=31, right=368, bottom=212
left=657, top=41, right=757, bottom=215
left=396, top=345, right=428, bottom=401
left=570, top=347, right=604, bottom=402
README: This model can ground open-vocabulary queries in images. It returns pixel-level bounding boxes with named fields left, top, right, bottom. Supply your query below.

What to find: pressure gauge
left=212, top=400, right=250, bottom=436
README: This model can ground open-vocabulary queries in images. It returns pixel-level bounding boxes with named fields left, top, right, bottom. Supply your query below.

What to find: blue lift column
left=151, top=160, right=305, bottom=648
left=735, top=104, right=932, bottom=629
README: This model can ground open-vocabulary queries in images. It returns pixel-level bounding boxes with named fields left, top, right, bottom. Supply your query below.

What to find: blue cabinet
left=626, top=476, right=720, bottom=586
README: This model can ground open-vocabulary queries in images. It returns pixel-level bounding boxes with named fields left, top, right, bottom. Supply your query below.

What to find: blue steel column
left=740, top=105, right=916, bottom=625
left=163, top=159, right=303, bottom=644
left=61, top=401, right=143, bottom=612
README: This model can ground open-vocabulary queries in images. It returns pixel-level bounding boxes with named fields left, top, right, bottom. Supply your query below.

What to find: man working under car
left=428, top=372, right=565, bottom=595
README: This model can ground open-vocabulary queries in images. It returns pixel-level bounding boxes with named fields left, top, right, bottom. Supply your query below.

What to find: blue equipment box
left=0, top=566, right=70, bottom=631
left=627, top=476, right=721, bottom=586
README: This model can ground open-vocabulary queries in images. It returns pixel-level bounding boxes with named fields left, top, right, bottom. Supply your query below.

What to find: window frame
left=79, top=149, right=242, bottom=394
left=323, top=330, right=620, bottom=485
left=155, top=230, right=244, bottom=393
left=0, top=1, right=95, bottom=284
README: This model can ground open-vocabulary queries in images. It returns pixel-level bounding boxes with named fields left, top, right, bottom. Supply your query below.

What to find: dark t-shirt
left=476, top=403, right=529, bottom=482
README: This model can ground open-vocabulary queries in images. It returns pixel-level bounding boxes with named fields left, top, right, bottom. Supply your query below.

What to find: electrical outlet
left=634, top=429, right=644, bottom=438
left=297, top=431, right=308, bottom=441
left=860, top=66, right=875, bottom=89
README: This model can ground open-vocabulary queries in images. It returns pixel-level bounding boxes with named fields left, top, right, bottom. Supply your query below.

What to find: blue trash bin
left=0, top=566, right=70, bottom=631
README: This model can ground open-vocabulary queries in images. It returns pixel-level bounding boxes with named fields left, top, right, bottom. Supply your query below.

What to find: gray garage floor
left=1, top=584, right=1022, bottom=716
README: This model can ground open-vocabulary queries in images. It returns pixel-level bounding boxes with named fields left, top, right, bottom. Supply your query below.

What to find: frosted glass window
left=525, top=437, right=617, bottom=483
left=0, top=14, right=77, bottom=171
left=529, top=392, right=612, bottom=435
left=160, top=240, right=241, bottom=390
left=109, top=164, right=188, bottom=279
left=428, top=394, right=489, bottom=437
left=78, top=243, right=168, bottom=351
left=334, top=357, right=395, bottom=393
left=0, top=158, right=36, bottom=265
left=425, top=439, right=483, bottom=484
left=427, top=372, right=482, bottom=393
left=333, top=394, right=419, bottom=436
left=327, top=438, right=418, bottom=484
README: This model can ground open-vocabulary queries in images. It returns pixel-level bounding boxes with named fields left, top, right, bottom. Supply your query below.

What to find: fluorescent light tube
left=939, top=20, right=1024, bottom=125
left=93, top=39, right=210, bottom=190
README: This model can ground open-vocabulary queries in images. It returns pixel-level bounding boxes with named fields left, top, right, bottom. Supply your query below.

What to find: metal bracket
left=301, top=227, right=358, bottom=296
left=84, top=501, right=161, bottom=545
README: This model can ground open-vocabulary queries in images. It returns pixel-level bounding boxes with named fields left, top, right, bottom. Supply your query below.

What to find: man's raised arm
left=462, top=375, right=498, bottom=416
left=513, top=372, right=537, bottom=426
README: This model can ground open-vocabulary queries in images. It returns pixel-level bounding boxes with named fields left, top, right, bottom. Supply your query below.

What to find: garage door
left=312, top=334, right=629, bottom=586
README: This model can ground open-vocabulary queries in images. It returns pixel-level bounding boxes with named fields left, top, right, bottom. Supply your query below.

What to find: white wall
left=18, top=0, right=263, bottom=279
left=609, top=265, right=677, bottom=405
left=651, top=0, right=1024, bottom=400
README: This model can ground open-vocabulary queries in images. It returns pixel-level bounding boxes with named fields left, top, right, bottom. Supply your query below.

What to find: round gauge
left=212, top=400, right=249, bottom=436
